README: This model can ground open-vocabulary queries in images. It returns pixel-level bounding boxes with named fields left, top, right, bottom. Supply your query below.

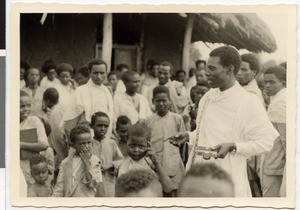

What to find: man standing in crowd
left=114, top=63, right=129, bottom=96
left=171, top=46, right=279, bottom=197
left=236, top=53, right=265, bottom=196
left=62, top=59, right=114, bottom=143
left=147, top=61, right=189, bottom=114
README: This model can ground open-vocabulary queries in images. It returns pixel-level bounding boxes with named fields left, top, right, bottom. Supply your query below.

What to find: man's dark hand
left=212, top=143, right=236, bottom=159
left=169, top=132, right=189, bottom=147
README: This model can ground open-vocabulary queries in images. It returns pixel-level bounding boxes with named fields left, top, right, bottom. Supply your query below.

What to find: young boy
left=20, top=90, right=49, bottom=185
left=146, top=86, right=186, bottom=196
left=52, top=125, right=104, bottom=197
left=145, top=86, right=186, bottom=196
left=178, top=163, right=234, bottom=197
left=40, top=60, right=60, bottom=89
left=42, top=88, right=68, bottom=176
left=54, top=63, right=76, bottom=107
left=118, top=123, right=176, bottom=194
left=27, top=154, right=53, bottom=197
left=90, top=112, right=124, bottom=197
left=115, top=169, right=163, bottom=197
left=107, top=71, right=118, bottom=95
left=116, top=115, right=132, bottom=157
left=21, top=68, right=45, bottom=117
left=262, top=65, right=286, bottom=197
left=76, top=65, right=90, bottom=86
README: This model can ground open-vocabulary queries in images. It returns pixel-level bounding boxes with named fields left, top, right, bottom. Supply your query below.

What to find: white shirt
left=187, top=81, right=279, bottom=197
left=40, top=76, right=61, bottom=90
left=268, top=88, right=286, bottom=123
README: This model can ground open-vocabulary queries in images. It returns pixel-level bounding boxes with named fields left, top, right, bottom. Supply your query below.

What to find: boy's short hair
left=91, top=111, right=110, bottom=126
left=20, top=90, right=29, bottom=97
left=77, top=65, right=90, bottom=77
left=264, top=65, right=286, bottom=83
left=116, top=63, right=129, bottom=72
left=152, top=85, right=170, bottom=99
left=88, top=59, right=107, bottom=72
left=116, top=115, right=132, bottom=130
left=195, top=60, right=206, bottom=68
left=128, top=124, right=151, bottom=142
left=160, top=61, right=174, bottom=75
left=183, top=163, right=233, bottom=185
left=115, top=169, right=159, bottom=197
left=108, top=71, right=117, bottom=78
left=209, top=46, right=241, bottom=75
left=241, top=53, right=260, bottom=74
left=122, top=70, right=138, bottom=83
left=43, top=88, right=59, bottom=104
left=21, top=61, right=30, bottom=71
left=176, top=69, right=186, bottom=76
left=41, top=60, right=56, bottom=74
left=29, top=153, right=48, bottom=169
left=70, top=125, right=91, bottom=144
left=56, top=63, right=74, bottom=76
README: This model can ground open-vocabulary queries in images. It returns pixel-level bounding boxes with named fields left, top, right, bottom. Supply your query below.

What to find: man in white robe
left=147, top=61, right=189, bottom=114
left=61, top=59, right=114, bottom=143
left=171, top=46, right=279, bottom=197
left=114, top=71, right=152, bottom=126
left=141, top=61, right=159, bottom=98
left=114, top=63, right=129, bottom=96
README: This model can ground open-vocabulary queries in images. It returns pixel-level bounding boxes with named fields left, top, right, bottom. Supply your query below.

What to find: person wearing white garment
left=147, top=61, right=189, bottom=114
left=62, top=59, right=114, bottom=144
left=113, top=70, right=152, bottom=126
left=40, top=60, right=61, bottom=90
left=114, top=63, right=129, bottom=96
left=261, top=65, right=286, bottom=197
left=170, top=46, right=279, bottom=197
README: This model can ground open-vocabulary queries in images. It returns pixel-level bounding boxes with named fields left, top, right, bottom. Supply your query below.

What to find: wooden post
left=102, top=13, right=113, bottom=72
left=182, top=14, right=195, bottom=74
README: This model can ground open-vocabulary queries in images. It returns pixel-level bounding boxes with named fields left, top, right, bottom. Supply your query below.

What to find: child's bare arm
left=82, top=153, right=103, bottom=189
left=20, top=142, right=48, bottom=152
left=146, top=147, right=177, bottom=193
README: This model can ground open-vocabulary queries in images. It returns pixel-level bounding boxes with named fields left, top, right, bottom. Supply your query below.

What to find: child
left=76, top=65, right=90, bottom=86
left=54, top=63, right=76, bottom=107
left=21, top=68, right=45, bottom=117
left=20, top=90, right=49, bottom=185
left=27, top=154, right=53, bottom=197
left=115, top=169, right=163, bottom=197
left=40, top=60, right=60, bottom=89
left=90, top=112, right=124, bottom=197
left=42, top=88, right=68, bottom=177
left=52, top=125, right=104, bottom=197
left=262, top=65, right=286, bottom=197
left=116, top=115, right=132, bottom=157
left=146, top=85, right=186, bottom=196
left=107, top=71, right=118, bottom=95
left=178, top=163, right=234, bottom=197
left=118, top=124, right=176, bottom=195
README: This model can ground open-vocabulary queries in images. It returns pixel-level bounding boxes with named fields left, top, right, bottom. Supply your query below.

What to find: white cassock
left=62, top=79, right=114, bottom=137
left=187, top=82, right=279, bottom=197
left=113, top=92, right=152, bottom=125
left=114, top=80, right=126, bottom=96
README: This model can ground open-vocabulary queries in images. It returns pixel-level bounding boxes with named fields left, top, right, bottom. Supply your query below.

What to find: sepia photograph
left=9, top=3, right=297, bottom=208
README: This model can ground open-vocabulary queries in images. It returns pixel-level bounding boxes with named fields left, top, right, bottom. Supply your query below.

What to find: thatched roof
left=191, top=13, right=277, bottom=53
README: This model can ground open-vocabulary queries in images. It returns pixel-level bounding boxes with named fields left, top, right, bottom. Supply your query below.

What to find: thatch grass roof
left=192, top=13, right=277, bottom=53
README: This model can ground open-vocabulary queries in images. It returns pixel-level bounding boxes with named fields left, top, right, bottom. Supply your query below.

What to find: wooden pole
left=102, top=13, right=113, bottom=72
left=182, top=14, right=195, bottom=74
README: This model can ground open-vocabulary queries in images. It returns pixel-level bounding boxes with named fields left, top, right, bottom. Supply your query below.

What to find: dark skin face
left=90, top=64, right=107, bottom=85
left=177, top=72, right=186, bottom=83
left=20, top=68, right=25, bottom=80
left=236, top=61, right=256, bottom=86
left=72, top=133, right=92, bottom=157
left=30, top=162, right=49, bottom=185
left=91, top=116, right=109, bottom=141
left=157, top=66, right=171, bottom=85
left=264, top=73, right=285, bottom=96
left=116, top=123, right=131, bottom=142
left=190, top=86, right=209, bottom=104
left=47, top=69, right=57, bottom=81
left=125, top=74, right=141, bottom=96
left=127, top=136, right=148, bottom=161
left=27, top=68, right=40, bottom=86
left=59, top=71, right=72, bottom=86
left=76, top=72, right=89, bottom=86
left=152, top=93, right=171, bottom=117
left=20, top=96, right=31, bottom=122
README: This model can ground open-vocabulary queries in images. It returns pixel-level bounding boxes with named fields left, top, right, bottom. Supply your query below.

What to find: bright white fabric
left=187, top=82, right=279, bottom=197
left=114, top=80, right=126, bottom=96
left=113, top=92, right=152, bottom=125
left=40, top=76, right=61, bottom=90
left=141, top=77, right=158, bottom=98
left=62, top=79, right=114, bottom=137
left=268, top=88, right=286, bottom=123
left=54, top=82, right=74, bottom=107
left=243, top=79, right=265, bottom=107
left=20, top=80, right=25, bottom=89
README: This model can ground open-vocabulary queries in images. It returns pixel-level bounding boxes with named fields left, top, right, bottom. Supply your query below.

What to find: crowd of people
left=19, top=45, right=286, bottom=198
